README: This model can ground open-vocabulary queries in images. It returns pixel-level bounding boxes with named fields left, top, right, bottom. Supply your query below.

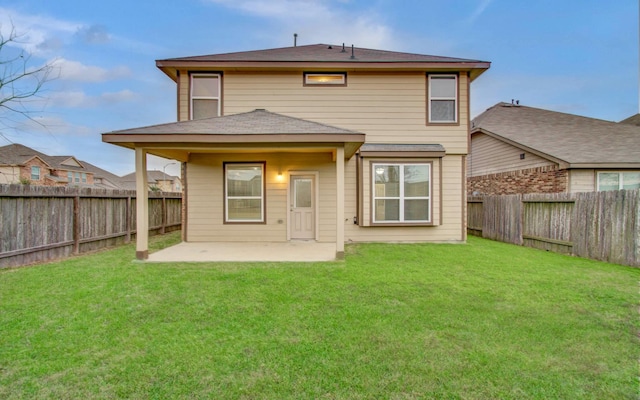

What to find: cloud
left=75, top=24, right=111, bottom=44
left=205, top=0, right=396, bottom=49
left=466, top=0, right=494, bottom=24
left=0, top=7, right=80, bottom=56
left=49, top=89, right=137, bottom=108
left=52, top=58, right=132, bottom=82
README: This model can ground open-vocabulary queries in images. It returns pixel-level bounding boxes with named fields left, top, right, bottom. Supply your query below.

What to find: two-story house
left=103, top=44, right=490, bottom=260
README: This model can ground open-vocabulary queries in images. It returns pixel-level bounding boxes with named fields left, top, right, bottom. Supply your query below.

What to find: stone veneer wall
left=468, top=165, right=568, bottom=195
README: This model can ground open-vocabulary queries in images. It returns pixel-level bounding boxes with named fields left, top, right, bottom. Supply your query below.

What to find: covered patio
left=102, top=109, right=365, bottom=261
left=147, top=241, right=339, bottom=262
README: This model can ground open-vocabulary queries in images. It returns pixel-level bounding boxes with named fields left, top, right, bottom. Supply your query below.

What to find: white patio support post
left=336, top=146, right=345, bottom=259
left=135, top=148, right=149, bottom=260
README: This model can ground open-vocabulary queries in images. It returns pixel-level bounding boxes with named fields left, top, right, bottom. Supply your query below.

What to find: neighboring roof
left=79, top=160, right=126, bottom=188
left=156, top=43, right=490, bottom=81
left=620, top=113, right=640, bottom=126
left=102, top=109, right=366, bottom=159
left=471, top=103, right=640, bottom=168
left=121, top=170, right=178, bottom=183
left=0, top=143, right=87, bottom=171
left=0, top=143, right=50, bottom=166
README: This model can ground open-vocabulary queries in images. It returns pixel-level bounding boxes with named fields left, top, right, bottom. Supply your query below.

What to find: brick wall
left=468, top=165, right=568, bottom=195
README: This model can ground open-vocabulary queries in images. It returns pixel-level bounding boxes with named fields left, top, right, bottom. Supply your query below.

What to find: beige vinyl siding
left=187, top=152, right=337, bottom=243
left=345, top=155, right=464, bottom=243
left=569, top=169, right=596, bottom=192
left=0, top=166, right=19, bottom=183
left=469, top=133, right=555, bottom=176
left=178, top=69, right=189, bottom=121
left=220, top=71, right=470, bottom=154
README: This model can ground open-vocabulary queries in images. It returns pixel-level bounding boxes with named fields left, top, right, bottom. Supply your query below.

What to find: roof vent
left=293, top=33, right=298, bottom=47
left=350, top=44, right=355, bottom=60
left=341, top=43, right=346, bottom=53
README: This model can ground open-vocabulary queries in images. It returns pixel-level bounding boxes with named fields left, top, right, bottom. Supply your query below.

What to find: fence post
left=161, top=195, right=167, bottom=235
left=125, top=196, right=132, bottom=243
left=73, top=195, right=80, bottom=254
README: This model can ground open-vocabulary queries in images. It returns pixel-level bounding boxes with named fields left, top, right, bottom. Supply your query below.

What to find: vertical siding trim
left=336, top=147, right=345, bottom=257
left=182, top=162, right=188, bottom=241
left=461, top=155, right=467, bottom=240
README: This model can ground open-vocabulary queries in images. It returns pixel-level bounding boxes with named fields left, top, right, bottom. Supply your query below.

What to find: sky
left=0, top=0, right=637, bottom=177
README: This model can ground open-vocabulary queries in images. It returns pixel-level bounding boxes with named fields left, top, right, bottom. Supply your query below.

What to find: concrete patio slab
left=146, top=241, right=338, bottom=262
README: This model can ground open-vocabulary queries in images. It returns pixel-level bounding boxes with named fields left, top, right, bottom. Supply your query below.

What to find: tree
left=0, top=25, right=55, bottom=135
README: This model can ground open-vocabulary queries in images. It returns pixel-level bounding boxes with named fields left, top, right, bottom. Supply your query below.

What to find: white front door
left=290, top=175, right=315, bottom=240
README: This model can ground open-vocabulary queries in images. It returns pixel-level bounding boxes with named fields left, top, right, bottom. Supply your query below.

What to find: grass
left=0, top=233, right=638, bottom=399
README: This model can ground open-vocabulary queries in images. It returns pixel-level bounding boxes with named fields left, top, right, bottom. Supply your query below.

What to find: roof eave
left=156, top=60, right=490, bottom=81
left=102, top=133, right=366, bottom=159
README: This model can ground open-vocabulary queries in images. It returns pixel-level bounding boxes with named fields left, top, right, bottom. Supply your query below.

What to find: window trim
left=370, top=161, right=432, bottom=225
left=223, top=162, right=266, bottom=224
left=597, top=171, right=640, bottom=191
left=303, top=72, right=347, bottom=86
left=427, top=73, right=459, bottom=125
left=190, top=73, right=222, bottom=120
left=30, top=166, right=40, bottom=180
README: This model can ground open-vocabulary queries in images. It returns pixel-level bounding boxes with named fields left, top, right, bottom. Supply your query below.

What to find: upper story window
left=67, top=171, right=73, bottom=182
left=428, top=74, right=458, bottom=124
left=191, top=73, right=221, bottom=119
left=597, top=172, right=640, bottom=191
left=304, top=72, right=346, bottom=86
left=30, top=166, right=40, bottom=180
left=75, top=172, right=80, bottom=183
left=82, top=173, right=87, bottom=183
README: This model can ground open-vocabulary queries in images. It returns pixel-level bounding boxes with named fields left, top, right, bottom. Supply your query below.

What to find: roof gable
left=471, top=103, right=640, bottom=167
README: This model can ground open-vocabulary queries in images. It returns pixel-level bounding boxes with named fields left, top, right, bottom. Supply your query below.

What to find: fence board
left=468, top=189, right=639, bottom=267
left=0, top=184, right=182, bottom=268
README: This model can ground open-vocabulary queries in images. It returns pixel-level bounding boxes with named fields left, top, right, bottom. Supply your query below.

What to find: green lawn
left=0, top=233, right=638, bottom=399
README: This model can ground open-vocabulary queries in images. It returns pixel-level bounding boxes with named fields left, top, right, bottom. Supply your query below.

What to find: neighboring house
left=103, top=43, right=490, bottom=259
left=468, top=102, right=640, bottom=195
left=0, top=143, right=124, bottom=189
left=0, top=143, right=87, bottom=186
left=120, top=170, right=182, bottom=192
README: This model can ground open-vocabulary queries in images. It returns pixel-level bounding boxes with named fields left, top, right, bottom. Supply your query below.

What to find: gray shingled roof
left=471, top=103, right=640, bottom=166
left=0, top=143, right=88, bottom=171
left=158, top=43, right=486, bottom=64
left=620, top=113, right=640, bottom=126
left=106, top=109, right=363, bottom=135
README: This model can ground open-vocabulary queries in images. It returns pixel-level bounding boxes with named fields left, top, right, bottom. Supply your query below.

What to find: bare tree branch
left=0, top=24, right=56, bottom=132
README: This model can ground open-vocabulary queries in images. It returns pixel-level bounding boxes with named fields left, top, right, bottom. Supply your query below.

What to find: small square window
left=304, top=72, right=346, bottom=86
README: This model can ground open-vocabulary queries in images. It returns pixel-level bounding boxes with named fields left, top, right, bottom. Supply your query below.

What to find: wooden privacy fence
left=468, top=190, right=640, bottom=267
left=0, top=184, right=182, bottom=268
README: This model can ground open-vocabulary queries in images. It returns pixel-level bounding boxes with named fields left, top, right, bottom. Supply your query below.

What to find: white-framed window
left=190, top=73, right=221, bottom=120
left=304, top=72, right=346, bottom=86
left=428, top=74, right=458, bottom=123
left=30, top=166, right=40, bottom=180
left=75, top=172, right=80, bottom=183
left=224, top=162, right=265, bottom=223
left=81, top=173, right=87, bottom=183
left=597, top=171, right=640, bottom=191
left=67, top=171, right=73, bottom=182
left=372, top=163, right=431, bottom=223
